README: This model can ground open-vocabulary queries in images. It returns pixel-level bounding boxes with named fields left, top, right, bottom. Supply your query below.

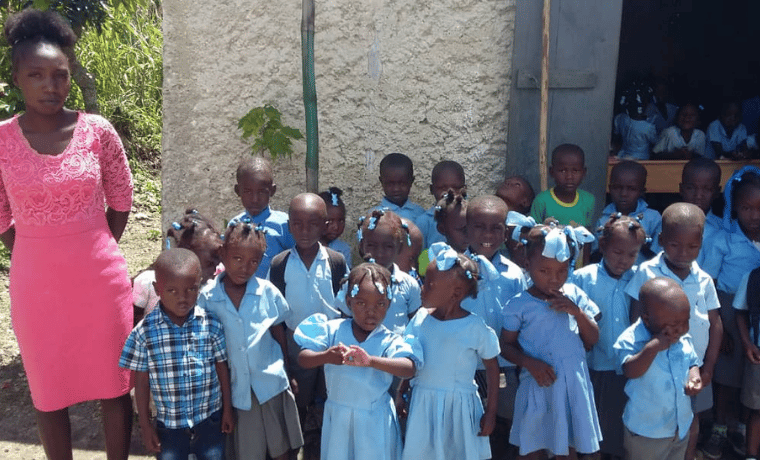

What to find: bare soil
left=0, top=207, right=161, bottom=459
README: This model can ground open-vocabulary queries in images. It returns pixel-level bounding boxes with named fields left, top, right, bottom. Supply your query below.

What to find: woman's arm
left=0, top=226, right=15, bottom=254
left=106, top=208, right=129, bottom=243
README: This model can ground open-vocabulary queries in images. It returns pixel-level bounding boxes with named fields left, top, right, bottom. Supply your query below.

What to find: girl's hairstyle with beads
left=344, top=262, right=393, bottom=301
left=447, top=252, right=480, bottom=299
left=357, top=209, right=405, bottom=248
left=223, top=219, right=267, bottom=253
left=318, top=186, right=346, bottom=213
left=4, top=9, right=77, bottom=67
left=598, top=213, right=647, bottom=247
left=433, top=189, right=467, bottom=226
left=167, top=208, right=222, bottom=251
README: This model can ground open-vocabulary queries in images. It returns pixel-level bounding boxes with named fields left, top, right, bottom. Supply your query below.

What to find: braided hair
left=433, top=189, right=467, bottom=225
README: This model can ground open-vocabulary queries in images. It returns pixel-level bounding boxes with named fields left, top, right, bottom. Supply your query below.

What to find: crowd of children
left=122, top=146, right=760, bottom=460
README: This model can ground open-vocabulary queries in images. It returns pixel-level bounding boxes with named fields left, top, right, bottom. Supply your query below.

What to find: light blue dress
left=503, top=284, right=602, bottom=456
left=402, top=308, right=499, bottom=460
left=294, top=314, right=421, bottom=460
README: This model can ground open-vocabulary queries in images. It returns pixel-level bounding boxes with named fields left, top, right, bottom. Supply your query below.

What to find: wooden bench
left=606, top=159, right=760, bottom=193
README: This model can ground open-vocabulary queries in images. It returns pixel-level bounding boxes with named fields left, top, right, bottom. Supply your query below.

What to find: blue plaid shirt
left=119, top=304, right=227, bottom=429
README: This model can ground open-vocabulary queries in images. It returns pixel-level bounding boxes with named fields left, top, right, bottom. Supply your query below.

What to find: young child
left=700, top=167, right=760, bottom=457
left=531, top=144, right=596, bottom=228
left=706, top=100, right=748, bottom=160
left=625, top=202, right=723, bottom=460
left=413, top=160, right=467, bottom=249
left=133, top=209, right=223, bottom=321
left=399, top=245, right=500, bottom=460
left=495, top=175, right=535, bottom=215
left=337, top=209, right=421, bottom=335
left=267, top=193, right=347, bottom=443
left=679, top=158, right=722, bottom=267
left=119, top=248, right=234, bottom=458
left=420, top=189, right=469, bottom=279
left=653, top=103, right=706, bottom=159
left=733, top=269, right=760, bottom=460
left=295, top=262, right=421, bottom=460
left=613, top=85, right=658, bottom=160
left=397, top=218, right=423, bottom=283
left=500, top=221, right=601, bottom=459
left=229, top=157, right=294, bottom=278
left=318, top=186, right=352, bottom=267
left=376, top=153, right=425, bottom=221
left=571, top=214, right=647, bottom=459
left=614, top=277, right=703, bottom=460
left=198, top=222, right=303, bottom=460
left=595, top=160, right=661, bottom=261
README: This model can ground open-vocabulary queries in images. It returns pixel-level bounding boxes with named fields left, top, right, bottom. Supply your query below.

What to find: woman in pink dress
left=0, top=10, right=133, bottom=459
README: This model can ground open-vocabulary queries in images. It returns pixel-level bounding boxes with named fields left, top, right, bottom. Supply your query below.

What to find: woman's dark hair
left=4, top=9, right=77, bottom=67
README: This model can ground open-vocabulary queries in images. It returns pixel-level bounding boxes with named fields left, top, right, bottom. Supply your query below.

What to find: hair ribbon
left=428, top=242, right=459, bottom=271
left=469, top=252, right=499, bottom=281
left=543, top=226, right=595, bottom=263
left=506, top=211, right=537, bottom=242
left=171, top=222, right=182, bottom=230
left=400, top=222, right=412, bottom=246
left=331, top=192, right=339, bottom=206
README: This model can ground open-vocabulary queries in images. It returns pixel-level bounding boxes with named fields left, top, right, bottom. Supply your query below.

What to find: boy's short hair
left=236, top=156, right=273, bottom=183
left=640, top=277, right=690, bottom=317
left=379, top=153, right=414, bottom=178
left=681, top=157, right=721, bottom=186
left=154, top=248, right=201, bottom=284
left=551, top=143, right=585, bottom=165
left=467, top=195, right=508, bottom=220
left=661, top=202, right=705, bottom=232
left=610, top=160, right=647, bottom=188
left=431, top=160, right=465, bottom=184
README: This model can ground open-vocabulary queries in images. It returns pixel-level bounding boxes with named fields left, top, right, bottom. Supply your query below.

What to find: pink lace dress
left=0, top=112, right=134, bottom=411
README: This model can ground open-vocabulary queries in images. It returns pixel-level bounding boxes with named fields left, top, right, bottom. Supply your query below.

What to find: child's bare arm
left=297, top=345, right=347, bottom=369
left=394, top=378, right=411, bottom=419
left=214, top=360, right=234, bottom=433
left=548, top=293, right=599, bottom=350
left=270, top=324, right=298, bottom=391
left=685, top=365, right=703, bottom=396
left=500, top=328, right=556, bottom=387
left=700, top=309, right=723, bottom=384
left=479, top=357, right=499, bottom=437
left=736, top=311, right=760, bottom=364
left=629, top=299, right=644, bottom=324
left=343, top=345, right=416, bottom=378
left=135, top=371, right=161, bottom=453
left=622, top=335, right=670, bottom=379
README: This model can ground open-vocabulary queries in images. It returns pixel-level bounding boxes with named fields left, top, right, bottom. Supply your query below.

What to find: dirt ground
left=0, top=208, right=161, bottom=460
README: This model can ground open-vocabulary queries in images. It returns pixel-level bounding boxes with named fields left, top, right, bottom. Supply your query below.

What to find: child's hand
left=343, top=345, right=372, bottom=367
left=547, top=291, right=581, bottom=317
left=525, top=357, right=556, bottom=387
left=478, top=411, right=496, bottom=437
left=746, top=344, right=760, bottom=365
left=221, top=407, right=234, bottom=433
left=685, top=366, right=703, bottom=396
left=139, top=421, right=161, bottom=453
left=289, top=377, right=299, bottom=395
left=699, top=367, right=713, bottom=387
left=394, top=392, right=408, bottom=419
left=651, top=328, right=678, bottom=351
left=720, top=332, right=734, bottom=355
left=324, top=344, right=349, bottom=365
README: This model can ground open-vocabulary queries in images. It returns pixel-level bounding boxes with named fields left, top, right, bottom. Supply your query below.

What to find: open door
left=506, top=1, right=624, bottom=215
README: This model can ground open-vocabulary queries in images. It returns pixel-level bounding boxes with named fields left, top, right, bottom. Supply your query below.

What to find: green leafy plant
left=238, top=104, right=303, bottom=159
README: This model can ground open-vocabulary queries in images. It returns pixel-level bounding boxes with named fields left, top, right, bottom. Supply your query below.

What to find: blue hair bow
left=506, top=211, right=537, bottom=242
left=331, top=192, right=339, bottom=207
left=542, top=226, right=595, bottom=263
left=171, top=221, right=182, bottom=230
left=469, top=253, right=500, bottom=282
left=428, top=242, right=460, bottom=271
left=400, top=222, right=412, bottom=246
left=240, top=216, right=253, bottom=225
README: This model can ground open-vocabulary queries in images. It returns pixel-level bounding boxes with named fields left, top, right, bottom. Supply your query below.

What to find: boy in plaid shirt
left=120, top=248, right=233, bottom=459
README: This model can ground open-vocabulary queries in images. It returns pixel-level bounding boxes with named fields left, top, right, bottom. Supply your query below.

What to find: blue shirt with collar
left=614, top=319, right=701, bottom=440
left=594, top=199, right=662, bottom=258
left=697, top=211, right=723, bottom=268
left=571, top=261, right=635, bottom=371
left=198, top=274, right=291, bottom=409
left=119, top=304, right=227, bottom=429
left=700, top=225, right=760, bottom=294
left=375, top=197, right=425, bottom=222
left=414, top=205, right=446, bottom=248
left=229, top=206, right=295, bottom=278
left=624, top=252, right=719, bottom=361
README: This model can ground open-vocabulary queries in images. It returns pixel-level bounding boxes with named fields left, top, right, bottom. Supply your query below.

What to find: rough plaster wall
left=163, top=0, right=516, bottom=248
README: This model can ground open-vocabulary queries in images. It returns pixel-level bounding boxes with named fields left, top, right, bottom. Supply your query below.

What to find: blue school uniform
left=697, top=211, right=723, bottom=268
left=503, top=284, right=602, bottom=456
left=701, top=226, right=760, bottom=294
left=197, top=274, right=291, bottom=409
left=414, top=206, right=446, bottom=248
left=402, top=308, right=499, bottom=460
left=624, top=253, right=719, bottom=362
left=229, top=207, right=295, bottom=278
left=328, top=239, right=352, bottom=269
left=571, top=262, right=634, bottom=372
left=295, top=315, right=422, bottom=460
left=376, top=197, right=425, bottom=222
left=336, top=264, right=422, bottom=335
left=705, top=120, right=748, bottom=159
left=594, top=199, right=662, bottom=259
left=614, top=319, right=701, bottom=440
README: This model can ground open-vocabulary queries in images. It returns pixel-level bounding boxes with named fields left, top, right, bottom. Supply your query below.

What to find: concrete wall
left=162, top=0, right=517, bottom=237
